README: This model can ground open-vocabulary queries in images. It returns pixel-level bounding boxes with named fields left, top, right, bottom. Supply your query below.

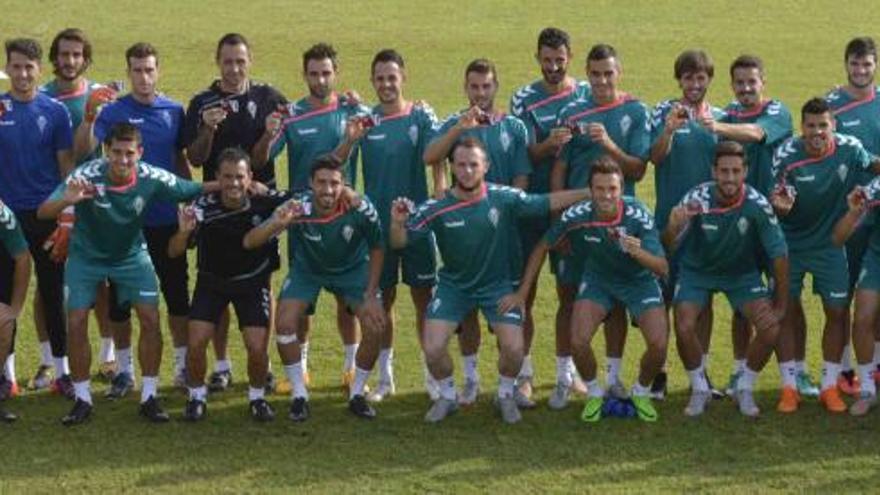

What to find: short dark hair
left=104, top=123, right=143, bottom=146
left=674, top=49, right=714, bottom=79
left=464, top=58, right=498, bottom=85
left=5, top=38, right=42, bottom=63
left=310, top=154, right=344, bottom=178
left=537, top=27, right=570, bottom=53
left=729, top=54, right=764, bottom=79
left=49, top=28, right=92, bottom=70
left=217, top=147, right=252, bottom=171
left=588, top=156, right=623, bottom=187
left=714, top=141, right=748, bottom=168
left=801, top=97, right=831, bottom=121
left=371, top=49, right=404, bottom=74
left=451, top=136, right=488, bottom=160
left=215, top=33, right=250, bottom=61
left=587, top=43, right=617, bottom=64
left=125, top=42, right=158, bottom=67
left=845, top=37, right=877, bottom=62
left=303, top=42, right=338, bottom=72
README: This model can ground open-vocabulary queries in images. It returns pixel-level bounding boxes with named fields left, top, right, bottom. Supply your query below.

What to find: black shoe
left=61, top=399, right=93, bottom=426
left=348, top=394, right=376, bottom=419
left=289, top=397, right=310, bottom=422
left=0, top=406, right=17, bottom=423
left=139, top=396, right=170, bottom=423
left=650, top=371, right=667, bottom=401
left=54, top=374, right=76, bottom=400
left=250, top=398, right=275, bottom=422
left=705, top=371, right=725, bottom=400
left=105, top=372, right=134, bottom=400
left=183, top=399, right=206, bottom=422
left=208, top=370, right=233, bottom=393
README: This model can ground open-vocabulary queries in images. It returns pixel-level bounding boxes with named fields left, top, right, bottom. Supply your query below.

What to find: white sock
left=4, top=353, right=14, bottom=382
left=189, top=385, right=207, bottom=401
left=99, top=337, right=115, bottom=363
left=556, top=356, right=573, bottom=386
left=631, top=382, right=651, bottom=397
left=301, top=342, right=310, bottom=374
left=438, top=376, right=456, bottom=401
left=732, top=359, right=746, bottom=375
left=874, top=343, right=880, bottom=368
left=688, top=366, right=709, bottom=392
left=586, top=378, right=603, bottom=398
left=248, top=386, right=265, bottom=401
left=605, top=357, right=622, bottom=385
left=859, top=364, right=877, bottom=396
left=284, top=362, right=308, bottom=399
left=351, top=367, right=371, bottom=399
left=821, top=361, right=841, bottom=391
left=518, top=354, right=533, bottom=378
left=214, top=359, right=231, bottom=373
left=174, top=346, right=187, bottom=374
left=40, top=341, right=53, bottom=367
left=343, top=344, right=358, bottom=372
left=738, top=367, right=758, bottom=391
left=377, top=348, right=393, bottom=383
left=779, top=360, right=797, bottom=388
left=462, top=353, right=479, bottom=382
left=841, top=344, right=854, bottom=372
left=141, top=376, right=158, bottom=402
left=794, top=360, right=806, bottom=375
left=497, top=375, right=515, bottom=399
left=117, top=347, right=134, bottom=375
left=73, top=380, right=92, bottom=404
left=54, top=356, right=70, bottom=376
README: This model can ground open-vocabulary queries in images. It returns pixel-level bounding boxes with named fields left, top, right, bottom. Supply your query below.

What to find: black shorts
left=189, top=274, right=271, bottom=328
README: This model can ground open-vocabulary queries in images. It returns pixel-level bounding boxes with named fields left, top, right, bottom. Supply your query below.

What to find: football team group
left=1, top=25, right=879, bottom=427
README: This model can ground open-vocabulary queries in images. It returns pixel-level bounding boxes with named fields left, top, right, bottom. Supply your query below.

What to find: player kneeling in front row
left=504, top=157, right=668, bottom=423
left=0, top=201, right=31, bottom=422
left=244, top=156, right=386, bottom=422
left=663, top=141, right=788, bottom=418
left=169, top=148, right=282, bottom=422
left=390, top=137, right=590, bottom=424
left=38, top=123, right=214, bottom=426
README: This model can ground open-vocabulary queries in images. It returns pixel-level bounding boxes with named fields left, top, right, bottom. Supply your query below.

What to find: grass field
left=3, top=1, right=880, bottom=493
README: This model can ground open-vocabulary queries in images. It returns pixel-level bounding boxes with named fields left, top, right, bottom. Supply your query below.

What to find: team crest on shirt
left=620, top=114, right=632, bottom=136
left=161, top=110, right=172, bottom=128
left=247, top=100, right=257, bottom=119
left=342, top=225, right=354, bottom=242
left=838, top=164, right=849, bottom=182
left=226, top=99, right=240, bottom=113
left=408, top=124, right=418, bottom=145
left=36, top=115, right=47, bottom=134
left=133, top=196, right=145, bottom=215
left=488, top=207, right=499, bottom=227
left=500, top=129, right=511, bottom=152
left=737, top=217, right=749, bottom=235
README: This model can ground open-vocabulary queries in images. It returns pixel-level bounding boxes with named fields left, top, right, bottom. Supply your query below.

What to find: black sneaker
left=289, top=397, right=310, bottom=422
left=105, top=372, right=134, bottom=400
left=208, top=370, right=233, bottom=393
left=250, top=399, right=275, bottom=422
left=650, top=371, right=667, bottom=401
left=183, top=399, right=206, bottom=422
left=139, top=396, right=170, bottom=423
left=348, top=394, right=377, bottom=419
left=54, top=374, right=76, bottom=400
left=61, top=398, right=93, bottom=426
left=0, top=406, right=17, bottom=423
left=705, top=371, right=725, bottom=400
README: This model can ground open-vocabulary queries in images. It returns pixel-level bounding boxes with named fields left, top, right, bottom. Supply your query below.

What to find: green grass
left=3, top=1, right=880, bottom=492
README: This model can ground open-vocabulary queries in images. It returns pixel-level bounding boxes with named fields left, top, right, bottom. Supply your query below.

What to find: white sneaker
left=458, top=378, right=480, bottom=406
left=367, top=379, right=396, bottom=403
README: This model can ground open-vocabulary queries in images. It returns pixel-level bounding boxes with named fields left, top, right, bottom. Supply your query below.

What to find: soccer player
left=509, top=27, right=591, bottom=403
left=0, top=38, right=74, bottom=399
left=826, top=37, right=880, bottom=396
left=664, top=141, right=789, bottom=417
left=181, top=33, right=286, bottom=392
left=649, top=49, right=724, bottom=399
left=74, top=42, right=192, bottom=397
left=38, top=27, right=122, bottom=389
left=770, top=98, right=880, bottom=413
left=38, top=123, right=213, bottom=426
left=0, top=201, right=31, bottom=422
left=251, top=42, right=367, bottom=391
left=243, top=156, right=386, bottom=421
left=507, top=157, right=667, bottom=422
left=357, top=49, right=441, bottom=401
left=423, top=58, right=531, bottom=405
left=549, top=43, right=651, bottom=407
left=169, top=148, right=280, bottom=422
left=702, top=54, right=794, bottom=396
left=389, top=137, right=590, bottom=424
